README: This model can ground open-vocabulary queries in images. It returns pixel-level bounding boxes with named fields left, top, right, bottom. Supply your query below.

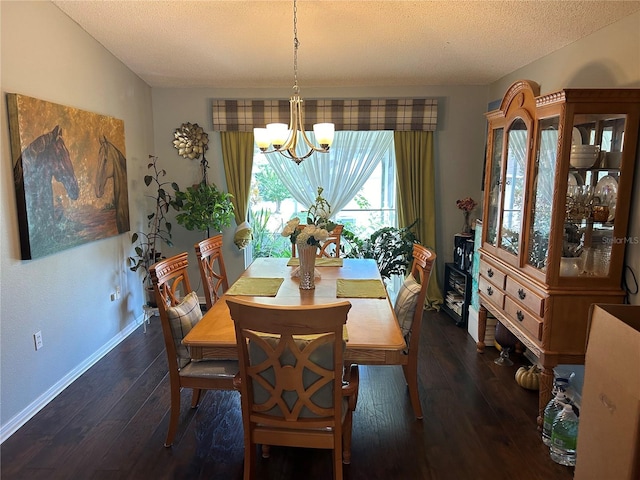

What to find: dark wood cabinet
left=443, top=262, right=471, bottom=327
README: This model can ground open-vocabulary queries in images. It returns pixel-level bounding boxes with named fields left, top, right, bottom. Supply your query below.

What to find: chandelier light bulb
left=313, top=123, right=335, bottom=148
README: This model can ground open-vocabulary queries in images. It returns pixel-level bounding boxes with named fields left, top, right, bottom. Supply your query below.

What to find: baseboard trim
left=0, top=318, right=141, bottom=444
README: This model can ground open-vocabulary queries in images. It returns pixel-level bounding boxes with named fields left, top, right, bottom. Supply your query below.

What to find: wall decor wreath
left=172, top=122, right=209, bottom=160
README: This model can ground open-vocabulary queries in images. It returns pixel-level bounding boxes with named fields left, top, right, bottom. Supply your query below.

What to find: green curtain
left=394, top=131, right=443, bottom=309
left=220, top=131, right=254, bottom=249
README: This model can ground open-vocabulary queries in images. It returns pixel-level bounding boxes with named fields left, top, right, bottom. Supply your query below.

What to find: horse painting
left=95, top=136, right=130, bottom=233
left=13, top=125, right=79, bottom=258
left=8, top=93, right=129, bottom=259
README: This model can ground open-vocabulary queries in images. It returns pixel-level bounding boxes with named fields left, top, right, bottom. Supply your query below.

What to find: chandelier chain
left=293, top=0, right=299, bottom=93
left=253, top=0, right=334, bottom=164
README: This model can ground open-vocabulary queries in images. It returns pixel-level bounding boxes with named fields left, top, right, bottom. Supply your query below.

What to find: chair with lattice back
left=150, top=252, right=238, bottom=447
left=292, top=224, right=344, bottom=258
left=393, top=243, right=436, bottom=419
left=227, top=297, right=359, bottom=480
left=195, top=234, right=229, bottom=310
left=318, top=224, right=343, bottom=258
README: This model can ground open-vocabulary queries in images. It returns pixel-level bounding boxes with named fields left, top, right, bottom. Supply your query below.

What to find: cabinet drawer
left=479, top=259, right=506, bottom=289
left=504, top=297, right=543, bottom=341
left=479, top=276, right=505, bottom=309
left=505, top=277, right=545, bottom=317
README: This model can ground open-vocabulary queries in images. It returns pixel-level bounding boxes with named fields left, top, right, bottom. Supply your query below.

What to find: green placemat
left=287, top=257, right=344, bottom=267
left=226, top=277, right=284, bottom=297
left=336, top=279, right=387, bottom=299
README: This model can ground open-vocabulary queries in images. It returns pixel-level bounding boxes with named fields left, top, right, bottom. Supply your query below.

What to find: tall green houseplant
left=128, top=155, right=178, bottom=294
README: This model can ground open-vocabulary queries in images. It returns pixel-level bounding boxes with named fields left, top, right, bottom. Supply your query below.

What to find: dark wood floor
left=1, top=310, right=575, bottom=480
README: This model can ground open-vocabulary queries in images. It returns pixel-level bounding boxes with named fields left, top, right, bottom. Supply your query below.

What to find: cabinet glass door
left=561, top=114, right=626, bottom=277
left=527, top=117, right=559, bottom=271
left=500, top=118, right=528, bottom=257
left=485, top=128, right=503, bottom=246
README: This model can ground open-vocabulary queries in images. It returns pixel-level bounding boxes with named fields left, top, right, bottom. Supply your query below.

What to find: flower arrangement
left=456, top=196, right=478, bottom=234
left=456, top=196, right=478, bottom=212
left=282, top=187, right=336, bottom=248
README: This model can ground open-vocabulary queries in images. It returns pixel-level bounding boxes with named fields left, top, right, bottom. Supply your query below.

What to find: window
left=248, top=131, right=396, bottom=260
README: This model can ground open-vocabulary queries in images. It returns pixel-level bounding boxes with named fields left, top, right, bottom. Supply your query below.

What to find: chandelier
left=253, top=0, right=335, bottom=165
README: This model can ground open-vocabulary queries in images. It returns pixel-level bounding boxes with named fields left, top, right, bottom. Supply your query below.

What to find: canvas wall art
left=7, top=93, right=130, bottom=260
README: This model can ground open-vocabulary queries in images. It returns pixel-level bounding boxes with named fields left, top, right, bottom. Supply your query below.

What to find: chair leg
left=342, top=411, right=353, bottom=465
left=244, top=441, right=256, bottom=480
left=402, top=361, right=424, bottom=420
left=164, top=384, right=181, bottom=447
left=333, top=438, right=344, bottom=480
left=191, top=388, right=202, bottom=408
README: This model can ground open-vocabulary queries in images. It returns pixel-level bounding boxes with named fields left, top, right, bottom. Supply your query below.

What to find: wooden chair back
left=406, top=244, right=436, bottom=355
left=401, top=243, right=436, bottom=419
left=319, top=224, right=343, bottom=258
left=227, top=297, right=357, bottom=480
left=195, top=234, right=229, bottom=309
left=150, top=252, right=193, bottom=374
left=150, top=252, right=237, bottom=447
left=291, top=224, right=344, bottom=258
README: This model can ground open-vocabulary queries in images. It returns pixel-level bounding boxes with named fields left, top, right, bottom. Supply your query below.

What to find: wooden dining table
left=183, top=257, right=407, bottom=365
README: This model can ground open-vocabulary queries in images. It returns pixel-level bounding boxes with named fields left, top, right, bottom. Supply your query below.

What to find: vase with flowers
left=282, top=187, right=335, bottom=289
left=456, top=196, right=478, bottom=234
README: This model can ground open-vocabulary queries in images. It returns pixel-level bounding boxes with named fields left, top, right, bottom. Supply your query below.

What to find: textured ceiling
left=53, top=0, right=640, bottom=89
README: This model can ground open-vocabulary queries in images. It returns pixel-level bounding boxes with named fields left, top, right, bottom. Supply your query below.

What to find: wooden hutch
left=476, top=80, right=640, bottom=425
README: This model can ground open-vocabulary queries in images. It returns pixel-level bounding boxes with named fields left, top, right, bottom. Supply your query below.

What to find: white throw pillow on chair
left=394, top=273, right=421, bottom=337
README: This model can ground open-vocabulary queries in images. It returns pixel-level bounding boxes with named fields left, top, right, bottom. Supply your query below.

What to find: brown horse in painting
left=13, top=125, right=79, bottom=257
left=95, top=136, right=130, bottom=233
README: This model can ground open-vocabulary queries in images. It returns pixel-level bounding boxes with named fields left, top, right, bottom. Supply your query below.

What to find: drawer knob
left=487, top=286, right=494, bottom=296
left=487, top=268, right=494, bottom=278
left=518, top=288, right=526, bottom=300
left=516, top=310, right=524, bottom=322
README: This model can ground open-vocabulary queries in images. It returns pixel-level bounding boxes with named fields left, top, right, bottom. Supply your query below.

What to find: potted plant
left=344, top=220, right=419, bottom=281
left=128, top=155, right=179, bottom=305
left=172, top=180, right=234, bottom=236
left=170, top=123, right=235, bottom=236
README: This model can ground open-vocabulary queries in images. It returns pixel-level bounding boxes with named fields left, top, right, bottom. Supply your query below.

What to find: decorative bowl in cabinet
left=570, top=145, right=599, bottom=168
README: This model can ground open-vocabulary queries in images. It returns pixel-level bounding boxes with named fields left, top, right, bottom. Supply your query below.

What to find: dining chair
left=149, top=252, right=238, bottom=447
left=195, top=234, right=229, bottom=310
left=394, top=243, right=436, bottom=419
left=292, top=224, right=344, bottom=258
left=318, top=224, right=343, bottom=258
left=227, top=297, right=359, bottom=480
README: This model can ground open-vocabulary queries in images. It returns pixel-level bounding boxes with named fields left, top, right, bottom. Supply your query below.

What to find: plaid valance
left=212, top=98, right=438, bottom=132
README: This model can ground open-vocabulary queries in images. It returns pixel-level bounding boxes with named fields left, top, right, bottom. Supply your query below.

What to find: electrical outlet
left=115, top=285, right=121, bottom=300
left=34, top=331, right=43, bottom=350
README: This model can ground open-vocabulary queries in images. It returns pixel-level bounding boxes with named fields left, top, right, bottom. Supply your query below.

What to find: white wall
left=151, top=85, right=490, bottom=289
left=0, top=1, right=154, bottom=438
left=490, top=11, right=640, bottom=305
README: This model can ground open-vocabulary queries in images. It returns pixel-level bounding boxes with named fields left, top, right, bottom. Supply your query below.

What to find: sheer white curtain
left=265, top=130, right=394, bottom=214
